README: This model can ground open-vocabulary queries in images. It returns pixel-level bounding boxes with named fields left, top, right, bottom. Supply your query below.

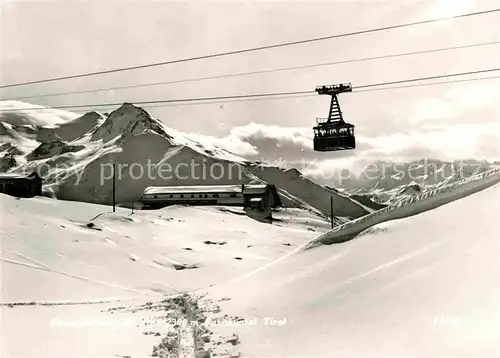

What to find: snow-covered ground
left=309, top=166, right=500, bottom=246
left=203, top=181, right=500, bottom=357
left=3, top=177, right=499, bottom=356
left=2, top=100, right=499, bottom=357
left=0, top=195, right=328, bottom=357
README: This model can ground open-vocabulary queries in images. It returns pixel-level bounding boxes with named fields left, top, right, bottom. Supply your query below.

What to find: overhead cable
left=1, top=8, right=498, bottom=89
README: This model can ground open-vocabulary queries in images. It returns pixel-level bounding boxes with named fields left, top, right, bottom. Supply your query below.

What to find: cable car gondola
left=313, top=83, right=355, bottom=152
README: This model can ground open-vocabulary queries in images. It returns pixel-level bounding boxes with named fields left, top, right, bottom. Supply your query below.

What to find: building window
left=6, top=183, right=14, bottom=193
left=153, top=195, right=158, bottom=199
left=199, top=194, right=203, bottom=198
left=203, top=194, right=208, bottom=198
left=180, top=194, right=184, bottom=198
left=170, top=194, right=173, bottom=198
left=191, top=194, right=195, bottom=198
left=230, top=193, right=236, bottom=198
left=213, top=193, right=219, bottom=198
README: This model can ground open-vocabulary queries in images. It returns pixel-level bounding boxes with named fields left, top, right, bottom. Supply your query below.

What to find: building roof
left=242, top=184, right=268, bottom=195
left=0, top=173, right=26, bottom=179
left=0, top=171, right=41, bottom=180
left=142, top=184, right=271, bottom=196
left=144, top=185, right=240, bottom=195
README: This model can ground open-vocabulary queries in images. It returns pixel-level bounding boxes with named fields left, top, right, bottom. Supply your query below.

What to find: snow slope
left=204, top=180, right=500, bottom=357
left=0, top=197, right=327, bottom=303
left=0, top=195, right=329, bottom=357
left=309, top=166, right=500, bottom=246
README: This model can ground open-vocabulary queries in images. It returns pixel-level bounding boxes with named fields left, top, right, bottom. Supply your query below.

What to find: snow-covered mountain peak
left=90, top=102, right=172, bottom=143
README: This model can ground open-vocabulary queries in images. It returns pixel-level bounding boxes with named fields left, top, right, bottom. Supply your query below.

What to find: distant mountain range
left=2, top=101, right=496, bottom=213
left=327, top=159, right=498, bottom=204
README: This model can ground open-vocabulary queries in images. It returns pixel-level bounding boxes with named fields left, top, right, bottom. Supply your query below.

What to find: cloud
left=185, top=122, right=315, bottom=160
left=0, top=101, right=80, bottom=127
left=409, top=98, right=457, bottom=122
left=230, top=122, right=313, bottom=148
left=182, top=121, right=500, bottom=186
left=444, top=84, right=499, bottom=112
left=183, top=132, right=259, bottom=157
left=362, top=123, right=500, bottom=160
left=407, top=82, right=500, bottom=123
left=303, top=122, right=500, bottom=180
left=423, top=0, right=475, bottom=19
left=186, top=120, right=499, bottom=173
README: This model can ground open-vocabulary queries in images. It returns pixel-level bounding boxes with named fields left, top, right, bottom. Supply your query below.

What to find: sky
left=1, top=0, right=499, bottom=177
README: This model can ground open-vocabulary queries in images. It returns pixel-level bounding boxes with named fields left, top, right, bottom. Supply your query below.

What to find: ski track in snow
left=1, top=228, right=185, bottom=295
left=1, top=229, right=170, bottom=298
left=1, top=256, right=153, bottom=296
left=325, top=239, right=448, bottom=293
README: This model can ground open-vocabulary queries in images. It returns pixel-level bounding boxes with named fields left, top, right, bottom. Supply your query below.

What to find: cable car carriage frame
left=313, top=83, right=355, bottom=152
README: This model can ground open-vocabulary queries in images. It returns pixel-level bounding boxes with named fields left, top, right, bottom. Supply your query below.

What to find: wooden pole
left=112, top=163, right=116, bottom=212
left=330, top=196, right=334, bottom=229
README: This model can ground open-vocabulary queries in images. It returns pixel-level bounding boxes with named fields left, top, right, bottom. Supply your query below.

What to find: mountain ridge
left=329, top=158, right=497, bottom=204
left=0, top=101, right=369, bottom=218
